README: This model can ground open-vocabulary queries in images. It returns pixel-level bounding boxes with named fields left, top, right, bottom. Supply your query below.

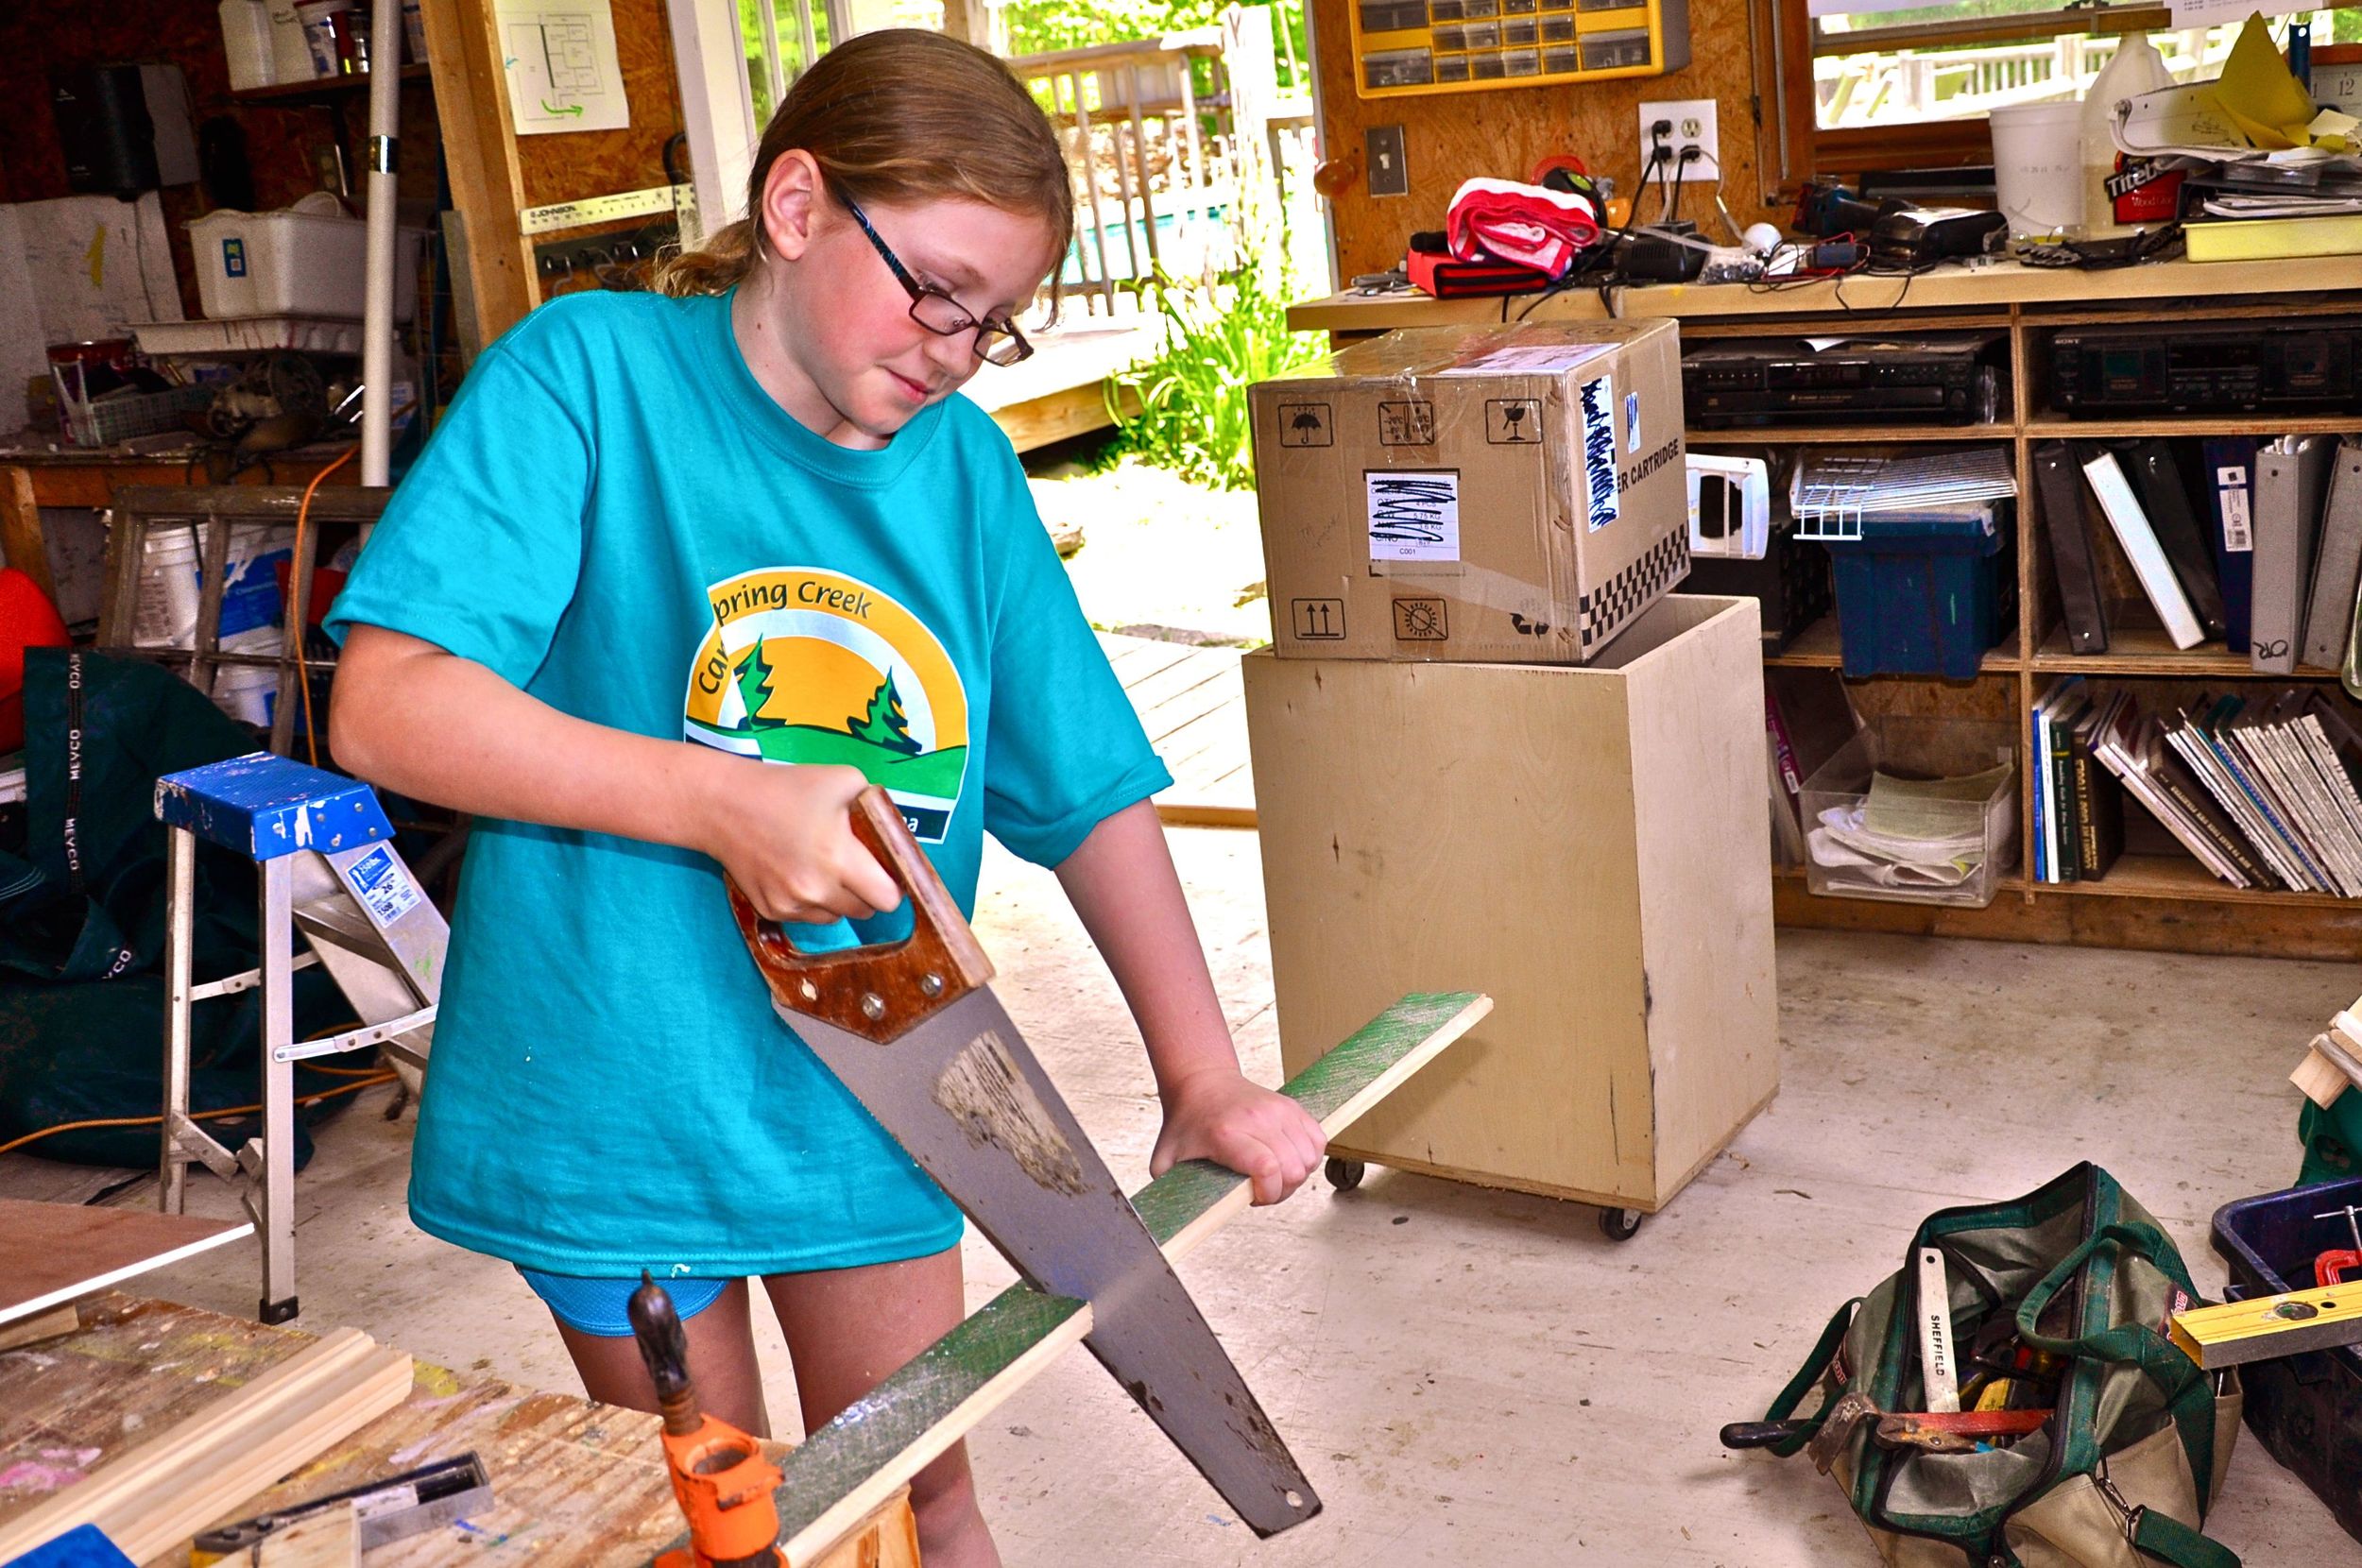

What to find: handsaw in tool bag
left=727, top=786, right=1320, bottom=1536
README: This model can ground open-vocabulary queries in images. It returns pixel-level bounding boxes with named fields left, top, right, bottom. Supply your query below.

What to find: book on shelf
left=2088, top=695, right=2268, bottom=889
left=2033, top=676, right=2089, bottom=884
left=2080, top=447, right=2205, bottom=650
left=2251, top=435, right=2337, bottom=674
left=2169, top=698, right=2330, bottom=893
left=2068, top=691, right=2126, bottom=878
left=1764, top=668, right=1857, bottom=871
left=2302, top=439, right=2362, bottom=672
left=2033, top=440, right=2109, bottom=654
left=2120, top=439, right=2230, bottom=642
left=2080, top=687, right=2362, bottom=896
left=2201, top=435, right=2261, bottom=656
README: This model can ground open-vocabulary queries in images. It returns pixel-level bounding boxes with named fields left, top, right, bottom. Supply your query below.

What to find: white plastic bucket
left=213, top=626, right=283, bottom=725
left=130, top=521, right=292, bottom=648
left=1989, top=101, right=2085, bottom=240
left=133, top=528, right=204, bottom=649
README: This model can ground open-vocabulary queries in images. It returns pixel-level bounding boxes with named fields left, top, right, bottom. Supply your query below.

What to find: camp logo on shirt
left=684, top=568, right=969, bottom=843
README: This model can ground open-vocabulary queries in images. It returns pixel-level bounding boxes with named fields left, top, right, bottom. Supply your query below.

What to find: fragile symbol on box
left=1485, top=399, right=1542, bottom=444
left=1292, top=598, right=1346, bottom=639
left=1277, top=402, right=1333, bottom=447
left=1392, top=597, right=1449, bottom=640
left=1378, top=401, right=1436, bottom=446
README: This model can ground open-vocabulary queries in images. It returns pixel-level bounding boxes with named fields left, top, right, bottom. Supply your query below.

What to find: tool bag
left=1744, top=1164, right=2244, bottom=1568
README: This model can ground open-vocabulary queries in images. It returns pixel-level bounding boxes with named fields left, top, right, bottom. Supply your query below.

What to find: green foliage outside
left=1103, top=249, right=1328, bottom=492
left=1003, top=0, right=1309, bottom=90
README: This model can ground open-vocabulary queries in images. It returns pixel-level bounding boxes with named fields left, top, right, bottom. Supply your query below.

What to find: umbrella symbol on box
left=1280, top=403, right=1331, bottom=447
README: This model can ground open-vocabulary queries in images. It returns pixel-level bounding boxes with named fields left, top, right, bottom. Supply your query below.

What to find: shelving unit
left=1292, top=260, right=2362, bottom=960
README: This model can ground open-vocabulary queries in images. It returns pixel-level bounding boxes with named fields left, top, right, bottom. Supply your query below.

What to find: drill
left=629, top=1272, right=787, bottom=1568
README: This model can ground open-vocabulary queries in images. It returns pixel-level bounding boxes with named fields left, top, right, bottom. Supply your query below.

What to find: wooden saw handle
left=727, top=785, right=994, bottom=1044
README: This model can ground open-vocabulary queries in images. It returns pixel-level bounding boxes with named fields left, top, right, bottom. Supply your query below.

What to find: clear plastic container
left=1801, top=715, right=2017, bottom=908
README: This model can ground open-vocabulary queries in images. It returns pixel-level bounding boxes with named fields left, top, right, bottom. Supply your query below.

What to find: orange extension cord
left=0, top=1020, right=395, bottom=1160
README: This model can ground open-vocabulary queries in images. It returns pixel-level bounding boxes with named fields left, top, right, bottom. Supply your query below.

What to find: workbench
left=1285, top=251, right=2362, bottom=963
left=0, top=447, right=356, bottom=608
left=0, top=1293, right=916, bottom=1567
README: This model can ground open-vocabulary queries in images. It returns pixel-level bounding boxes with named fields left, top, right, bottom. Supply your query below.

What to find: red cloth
left=0, top=568, right=69, bottom=754
left=1446, top=177, right=1603, bottom=279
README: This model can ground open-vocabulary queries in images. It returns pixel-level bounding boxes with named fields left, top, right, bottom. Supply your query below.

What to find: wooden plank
left=753, top=991, right=1491, bottom=1566
left=0, top=1201, right=252, bottom=1325
left=415, top=0, right=537, bottom=352
left=0, top=1304, right=76, bottom=1354
left=1138, top=672, right=1245, bottom=751
left=0, top=466, right=52, bottom=601
left=0, top=1296, right=919, bottom=1568
left=1289, top=258, right=2362, bottom=333
left=0, top=1331, right=412, bottom=1563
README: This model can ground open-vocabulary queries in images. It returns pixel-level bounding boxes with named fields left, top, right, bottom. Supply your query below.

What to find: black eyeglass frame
left=838, top=193, right=1034, bottom=367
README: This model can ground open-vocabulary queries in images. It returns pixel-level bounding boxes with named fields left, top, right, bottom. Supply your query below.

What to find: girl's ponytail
left=652, top=217, right=758, bottom=298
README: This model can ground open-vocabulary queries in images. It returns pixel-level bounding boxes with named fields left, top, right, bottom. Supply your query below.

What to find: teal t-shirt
left=325, top=289, right=1172, bottom=1277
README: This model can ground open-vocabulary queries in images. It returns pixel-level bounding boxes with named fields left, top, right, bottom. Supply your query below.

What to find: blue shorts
left=518, top=1269, right=730, bottom=1338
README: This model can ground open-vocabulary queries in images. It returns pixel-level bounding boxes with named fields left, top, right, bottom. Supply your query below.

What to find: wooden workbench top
left=1287, top=253, right=2362, bottom=332
left=0, top=1293, right=913, bottom=1568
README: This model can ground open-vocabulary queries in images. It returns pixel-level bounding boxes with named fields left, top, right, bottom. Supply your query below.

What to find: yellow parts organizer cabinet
left=1245, top=595, right=1778, bottom=1227
left=1348, top=0, right=1691, bottom=96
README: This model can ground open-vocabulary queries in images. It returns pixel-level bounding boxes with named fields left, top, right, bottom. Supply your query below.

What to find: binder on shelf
left=2201, top=435, right=2262, bottom=656
left=2121, top=439, right=2229, bottom=642
left=2302, top=439, right=2362, bottom=672
left=2033, top=440, right=2108, bottom=654
left=2251, top=434, right=2336, bottom=674
left=2081, top=447, right=2205, bottom=650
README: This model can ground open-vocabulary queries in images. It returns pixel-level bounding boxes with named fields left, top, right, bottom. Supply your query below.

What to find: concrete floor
left=7, top=827, right=2359, bottom=1564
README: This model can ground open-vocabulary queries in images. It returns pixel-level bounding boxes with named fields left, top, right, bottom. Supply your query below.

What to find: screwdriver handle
left=727, top=785, right=993, bottom=1045
left=1720, top=1420, right=1809, bottom=1450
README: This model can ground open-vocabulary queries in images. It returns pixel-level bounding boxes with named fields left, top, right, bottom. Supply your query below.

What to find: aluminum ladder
left=155, top=751, right=445, bottom=1322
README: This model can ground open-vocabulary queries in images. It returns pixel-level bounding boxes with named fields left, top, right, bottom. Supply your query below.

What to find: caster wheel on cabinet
left=1325, top=1157, right=1365, bottom=1192
left=1599, top=1207, right=1643, bottom=1242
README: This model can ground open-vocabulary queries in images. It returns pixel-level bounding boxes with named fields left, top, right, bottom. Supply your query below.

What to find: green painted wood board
left=652, top=990, right=1484, bottom=1562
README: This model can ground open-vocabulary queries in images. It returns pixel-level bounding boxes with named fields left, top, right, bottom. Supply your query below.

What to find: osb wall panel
left=1312, top=0, right=1786, bottom=280
left=513, top=0, right=686, bottom=215
left=0, top=0, right=439, bottom=320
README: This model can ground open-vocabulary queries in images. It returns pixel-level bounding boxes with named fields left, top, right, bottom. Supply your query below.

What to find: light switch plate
left=1365, top=125, right=1409, bottom=198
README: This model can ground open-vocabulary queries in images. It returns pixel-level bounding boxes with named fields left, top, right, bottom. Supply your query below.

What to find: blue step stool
left=155, top=752, right=447, bottom=1323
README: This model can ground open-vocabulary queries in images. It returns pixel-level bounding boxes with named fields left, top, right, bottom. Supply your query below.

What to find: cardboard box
left=1249, top=320, right=1689, bottom=664
left=1243, top=595, right=1778, bottom=1212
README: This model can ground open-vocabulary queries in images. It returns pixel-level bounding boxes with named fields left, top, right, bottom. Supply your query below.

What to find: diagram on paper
left=497, top=0, right=630, bottom=134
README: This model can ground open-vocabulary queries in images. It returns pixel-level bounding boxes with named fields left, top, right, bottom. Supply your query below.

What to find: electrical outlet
left=1365, top=125, right=1409, bottom=199
left=1638, top=98, right=1720, bottom=183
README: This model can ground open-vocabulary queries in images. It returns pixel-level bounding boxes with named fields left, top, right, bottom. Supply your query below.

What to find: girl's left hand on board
left=1151, top=1069, right=1326, bottom=1206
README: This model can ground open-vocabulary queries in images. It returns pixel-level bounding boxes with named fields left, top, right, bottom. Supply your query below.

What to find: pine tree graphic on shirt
left=847, top=671, right=920, bottom=756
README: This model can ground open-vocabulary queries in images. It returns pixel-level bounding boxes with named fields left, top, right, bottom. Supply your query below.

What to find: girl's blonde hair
left=655, top=29, right=1073, bottom=299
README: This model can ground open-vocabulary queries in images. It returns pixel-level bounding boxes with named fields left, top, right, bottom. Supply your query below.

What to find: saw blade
left=783, top=989, right=1320, bottom=1536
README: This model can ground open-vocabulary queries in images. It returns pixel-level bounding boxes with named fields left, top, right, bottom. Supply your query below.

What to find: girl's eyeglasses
left=839, top=194, right=1034, bottom=367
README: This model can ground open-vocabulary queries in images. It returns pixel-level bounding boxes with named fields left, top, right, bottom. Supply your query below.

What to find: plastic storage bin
left=2210, top=1174, right=2362, bottom=1546
left=1823, top=503, right=2014, bottom=679
left=187, top=193, right=420, bottom=321
left=1801, top=714, right=2017, bottom=908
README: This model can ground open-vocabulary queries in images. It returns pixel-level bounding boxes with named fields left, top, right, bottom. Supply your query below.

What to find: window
left=1767, top=0, right=2362, bottom=182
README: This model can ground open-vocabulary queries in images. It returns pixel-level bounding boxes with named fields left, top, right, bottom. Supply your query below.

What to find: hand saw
left=727, top=787, right=1320, bottom=1537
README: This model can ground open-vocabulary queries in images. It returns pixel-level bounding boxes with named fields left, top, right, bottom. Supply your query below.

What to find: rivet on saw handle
left=727, top=785, right=995, bottom=1045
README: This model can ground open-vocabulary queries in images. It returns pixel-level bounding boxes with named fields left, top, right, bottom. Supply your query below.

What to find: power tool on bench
left=630, top=1272, right=787, bottom=1568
